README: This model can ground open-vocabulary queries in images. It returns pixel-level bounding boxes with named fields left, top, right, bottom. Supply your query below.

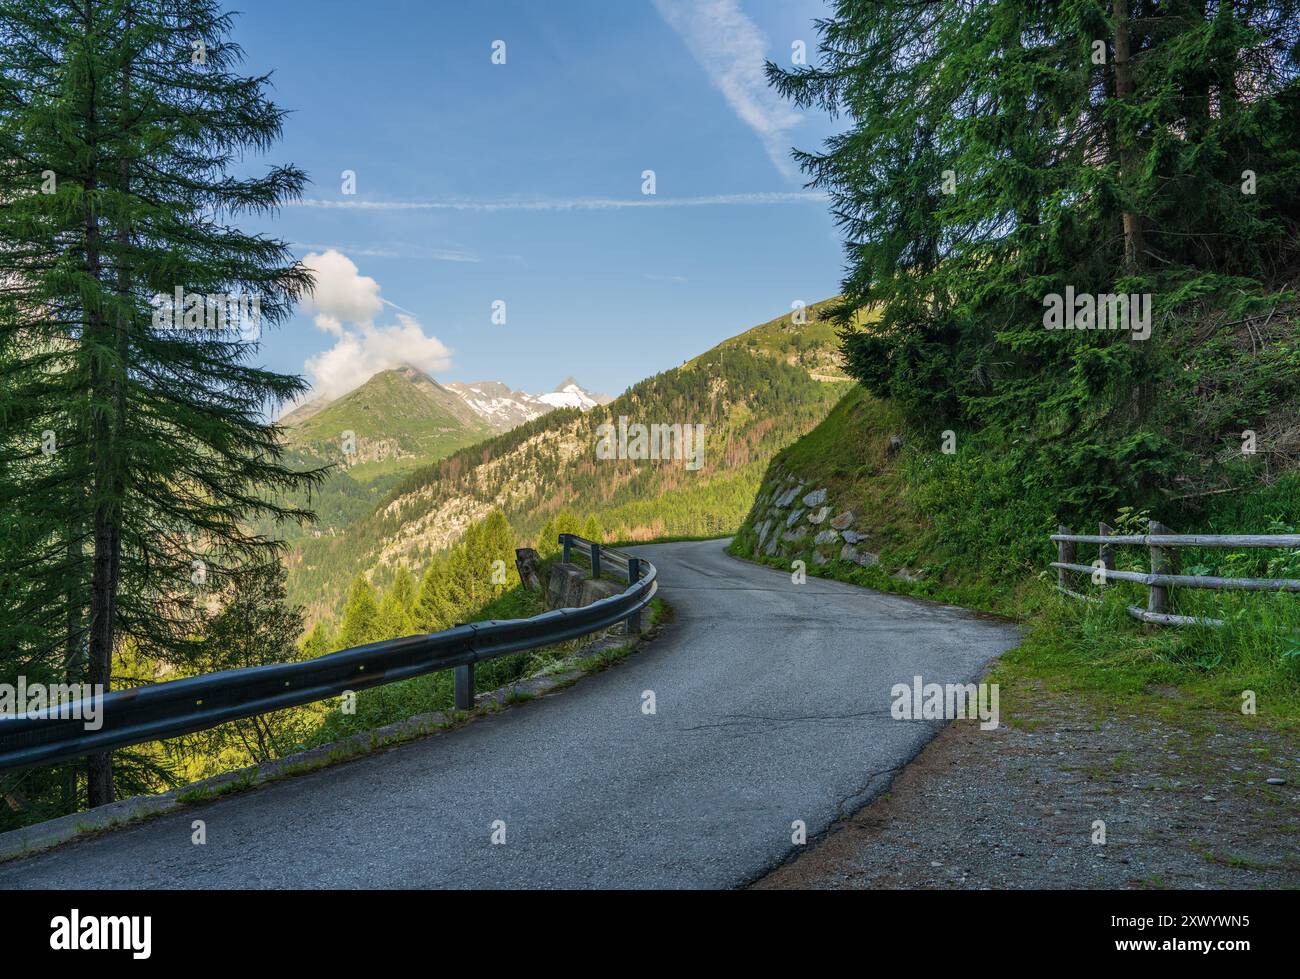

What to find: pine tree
left=375, top=589, right=414, bottom=640
left=299, top=620, right=335, bottom=660
left=192, top=560, right=307, bottom=763
left=387, top=566, right=417, bottom=618
left=0, top=0, right=324, bottom=804
left=336, top=576, right=380, bottom=649
left=767, top=1, right=1300, bottom=511
left=414, top=557, right=454, bottom=632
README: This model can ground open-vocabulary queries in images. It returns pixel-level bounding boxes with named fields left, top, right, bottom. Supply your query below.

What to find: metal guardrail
left=1051, top=522, right=1300, bottom=627
left=0, top=536, right=655, bottom=775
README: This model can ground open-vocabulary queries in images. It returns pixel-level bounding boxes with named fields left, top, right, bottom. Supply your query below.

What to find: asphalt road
left=0, top=539, right=1020, bottom=889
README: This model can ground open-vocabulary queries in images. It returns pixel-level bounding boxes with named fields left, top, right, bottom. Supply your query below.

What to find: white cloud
left=652, top=0, right=802, bottom=178
left=288, top=191, right=825, bottom=211
left=300, top=250, right=383, bottom=332
left=294, top=250, right=452, bottom=405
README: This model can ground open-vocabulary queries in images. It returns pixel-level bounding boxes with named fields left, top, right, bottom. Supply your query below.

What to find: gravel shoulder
left=755, top=679, right=1300, bottom=890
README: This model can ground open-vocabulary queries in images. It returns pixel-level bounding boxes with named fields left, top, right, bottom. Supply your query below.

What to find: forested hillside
left=251, top=366, right=496, bottom=548
left=285, top=302, right=852, bottom=617
left=730, top=0, right=1300, bottom=724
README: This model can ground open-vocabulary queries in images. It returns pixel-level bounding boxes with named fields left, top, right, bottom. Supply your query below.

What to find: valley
left=281, top=300, right=854, bottom=619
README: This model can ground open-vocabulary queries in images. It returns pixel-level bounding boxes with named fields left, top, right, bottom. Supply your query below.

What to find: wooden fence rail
left=1049, top=524, right=1300, bottom=627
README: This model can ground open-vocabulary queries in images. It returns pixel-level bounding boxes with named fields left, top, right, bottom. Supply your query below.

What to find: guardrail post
left=590, top=542, right=602, bottom=579
left=627, top=557, right=643, bottom=635
left=561, top=534, right=571, bottom=563
left=1057, top=525, right=1075, bottom=591
left=1148, top=521, right=1171, bottom=616
left=454, top=663, right=475, bottom=711
left=1098, top=521, right=1114, bottom=590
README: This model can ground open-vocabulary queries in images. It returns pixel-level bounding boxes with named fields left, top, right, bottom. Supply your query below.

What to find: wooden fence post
left=1098, top=521, right=1115, bottom=590
left=1057, top=525, right=1075, bottom=591
left=1148, top=521, right=1171, bottom=615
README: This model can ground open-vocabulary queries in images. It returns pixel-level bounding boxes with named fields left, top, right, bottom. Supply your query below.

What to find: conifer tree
left=299, top=620, right=334, bottom=660
left=768, top=1, right=1300, bottom=509
left=336, top=576, right=379, bottom=649
left=0, top=0, right=324, bottom=804
left=192, top=561, right=306, bottom=763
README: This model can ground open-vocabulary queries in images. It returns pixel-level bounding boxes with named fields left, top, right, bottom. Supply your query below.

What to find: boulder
left=515, top=547, right=543, bottom=592
left=781, top=528, right=807, bottom=544
left=763, top=535, right=781, bottom=556
left=785, top=508, right=805, bottom=528
left=812, top=551, right=831, bottom=566
left=841, top=529, right=868, bottom=545
left=887, top=435, right=905, bottom=455
left=807, top=506, right=831, bottom=525
left=830, top=510, right=856, bottom=531
left=814, top=529, right=840, bottom=546
left=546, top=562, right=587, bottom=609
left=802, top=488, right=827, bottom=507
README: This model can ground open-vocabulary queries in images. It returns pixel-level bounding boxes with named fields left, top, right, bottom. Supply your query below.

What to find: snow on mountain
left=284, top=366, right=609, bottom=436
left=446, top=377, right=610, bottom=432
left=537, top=377, right=604, bottom=411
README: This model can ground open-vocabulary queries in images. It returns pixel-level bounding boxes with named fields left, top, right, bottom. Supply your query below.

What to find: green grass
left=730, top=384, right=1300, bottom=727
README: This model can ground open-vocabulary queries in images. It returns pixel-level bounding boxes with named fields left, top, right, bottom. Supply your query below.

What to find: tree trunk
left=1113, top=0, right=1144, bottom=269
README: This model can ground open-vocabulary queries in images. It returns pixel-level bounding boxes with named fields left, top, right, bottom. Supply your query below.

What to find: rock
left=841, top=530, right=868, bottom=544
left=580, top=577, right=622, bottom=606
left=781, top=528, right=807, bottom=544
left=892, top=567, right=923, bottom=582
left=842, top=544, right=880, bottom=565
left=763, top=536, right=780, bottom=556
left=888, top=435, right=904, bottom=455
left=786, top=508, right=805, bottom=528
left=806, top=506, right=831, bottom=525
left=515, top=548, right=543, bottom=592
left=775, top=483, right=806, bottom=508
left=830, top=510, right=856, bottom=531
left=802, top=488, right=828, bottom=507
left=1201, top=794, right=1217, bottom=802
left=756, top=519, right=773, bottom=548
left=1266, top=777, right=1287, bottom=785
left=546, top=562, right=588, bottom=609
left=812, top=551, right=831, bottom=566
left=814, top=529, right=840, bottom=546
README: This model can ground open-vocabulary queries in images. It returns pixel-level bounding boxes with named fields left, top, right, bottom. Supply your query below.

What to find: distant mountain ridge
left=286, top=300, right=852, bottom=617
left=285, top=369, right=610, bottom=437
left=445, top=377, right=611, bottom=432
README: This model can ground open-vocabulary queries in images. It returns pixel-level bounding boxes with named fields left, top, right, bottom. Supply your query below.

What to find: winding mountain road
left=1, top=539, right=1020, bottom=889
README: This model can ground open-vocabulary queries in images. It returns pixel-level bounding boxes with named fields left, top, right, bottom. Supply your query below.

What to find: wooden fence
left=1050, top=524, right=1300, bottom=627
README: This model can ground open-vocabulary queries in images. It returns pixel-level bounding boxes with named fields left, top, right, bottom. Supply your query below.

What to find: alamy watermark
left=595, top=416, right=705, bottom=471
left=0, top=678, right=104, bottom=731
left=151, top=286, right=262, bottom=341
left=1042, top=286, right=1152, bottom=340
left=890, top=675, right=999, bottom=731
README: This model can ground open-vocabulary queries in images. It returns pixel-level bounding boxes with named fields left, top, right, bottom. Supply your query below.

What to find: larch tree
left=0, top=0, right=324, bottom=807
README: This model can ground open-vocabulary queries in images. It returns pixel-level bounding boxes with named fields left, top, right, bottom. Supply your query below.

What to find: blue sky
left=234, top=0, right=843, bottom=407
